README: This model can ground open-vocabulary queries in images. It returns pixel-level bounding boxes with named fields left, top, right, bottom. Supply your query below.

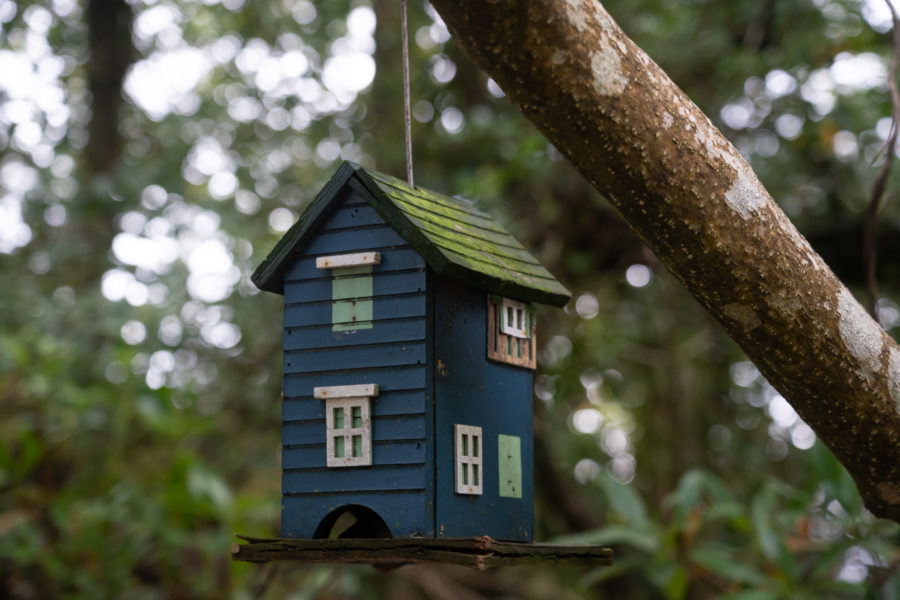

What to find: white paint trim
left=314, top=383, right=379, bottom=399
left=454, top=424, right=483, bottom=495
left=316, top=252, right=381, bottom=270
left=325, top=397, right=372, bottom=468
left=500, top=298, right=529, bottom=339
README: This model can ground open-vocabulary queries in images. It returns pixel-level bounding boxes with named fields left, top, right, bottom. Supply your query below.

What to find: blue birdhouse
left=252, top=162, right=570, bottom=542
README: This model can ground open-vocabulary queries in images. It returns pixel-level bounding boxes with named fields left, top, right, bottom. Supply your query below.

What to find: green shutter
left=498, top=434, right=522, bottom=499
left=332, top=265, right=373, bottom=331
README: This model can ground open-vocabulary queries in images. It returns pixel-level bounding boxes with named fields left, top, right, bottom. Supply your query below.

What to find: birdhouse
left=252, top=161, right=570, bottom=542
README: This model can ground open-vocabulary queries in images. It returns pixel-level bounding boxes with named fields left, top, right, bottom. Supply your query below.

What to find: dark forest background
left=1, top=0, right=899, bottom=597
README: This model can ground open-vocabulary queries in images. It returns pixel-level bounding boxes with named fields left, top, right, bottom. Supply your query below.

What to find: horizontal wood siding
left=301, top=225, right=407, bottom=256
left=284, top=389, right=425, bottom=420
left=283, top=464, right=425, bottom=494
left=284, top=415, right=426, bottom=446
left=284, top=318, right=425, bottom=351
left=280, top=191, right=431, bottom=537
left=433, top=278, right=535, bottom=542
left=282, top=492, right=427, bottom=539
left=284, top=293, right=425, bottom=329
left=284, top=340, right=425, bottom=374
left=284, top=365, right=426, bottom=398
left=284, top=270, right=425, bottom=303
left=283, top=440, right=426, bottom=469
left=285, top=247, right=426, bottom=281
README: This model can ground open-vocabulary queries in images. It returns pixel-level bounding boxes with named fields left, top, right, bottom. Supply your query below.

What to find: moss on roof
left=252, top=161, right=571, bottom=307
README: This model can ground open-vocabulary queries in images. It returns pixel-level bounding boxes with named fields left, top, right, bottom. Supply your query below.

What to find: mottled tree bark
left=430, top=0, right=900, bottom=522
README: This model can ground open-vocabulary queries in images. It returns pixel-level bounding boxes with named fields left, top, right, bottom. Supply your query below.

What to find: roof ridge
left=253, top=161, right=571, bottom=306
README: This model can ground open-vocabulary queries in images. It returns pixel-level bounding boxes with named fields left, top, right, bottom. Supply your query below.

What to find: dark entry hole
left=313, top=504, right=392, bottom=539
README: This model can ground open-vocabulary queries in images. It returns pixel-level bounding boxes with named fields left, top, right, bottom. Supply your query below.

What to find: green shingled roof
left=251, top=161, right=571, bottom=307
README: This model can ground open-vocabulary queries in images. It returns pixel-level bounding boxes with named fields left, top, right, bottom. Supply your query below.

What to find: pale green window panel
left=498, top=434, right=522, bottom=499
left=332, top=265, right=373, bottom=331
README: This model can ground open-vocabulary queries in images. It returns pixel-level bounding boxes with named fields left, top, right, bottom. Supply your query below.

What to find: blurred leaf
left=579, top=556, right=646, bottom=587
left=689, top=545, right=769, bottom=586
left=596, top=471, right=649, bottom=525
left=717, top=590, right=783, bottom=600
left=751, top=484, right=796, bottom=582
left=552, top=524, right=661, bottom=553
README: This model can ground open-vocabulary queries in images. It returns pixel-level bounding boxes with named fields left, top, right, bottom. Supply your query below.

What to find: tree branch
left=430, top=0, right=900, bottom=522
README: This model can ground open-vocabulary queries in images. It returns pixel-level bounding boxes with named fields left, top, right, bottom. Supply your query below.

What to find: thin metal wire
left=401, top=0, right=414, bottom=187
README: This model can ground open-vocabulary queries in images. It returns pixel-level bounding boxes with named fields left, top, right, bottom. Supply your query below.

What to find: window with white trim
left=501, top=298, right=528, bottom=339
left=487, top=296, right=536, bottom=369
left=315, top=384, right=378, bottom=468
left=454, top=424, right=483, bottom=495
left=316, top=252, right=381, bottom=332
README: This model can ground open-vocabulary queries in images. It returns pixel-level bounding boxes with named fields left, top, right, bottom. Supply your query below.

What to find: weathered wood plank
left=283, top=366, right=426, bottom=398
left=283, top=390, right=426, bottom=420
left=284, top=270, right=426, bottom=303
left=285, top=248, right=426, bottom=281
left=283, top=440, right=427, bottom=469
left=315, top=251, right=381, bottom=269
left=231, top=536, right=614, bottom=569
left=284, top=414, right=426, bottom=445
left=320, top=204, right=385, bottom=230
left=284, top=341, right=426, bottom=374
left=302, top=226, right=407, bottom=256
left=283, top=464, right=426, bottom=494
left=284, top=293, right=426, bottom=328
left=284, top=318, right=426, bottom=351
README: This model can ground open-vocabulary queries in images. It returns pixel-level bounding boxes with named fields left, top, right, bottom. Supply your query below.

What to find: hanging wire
left=401, top=0, right=414, bottom=187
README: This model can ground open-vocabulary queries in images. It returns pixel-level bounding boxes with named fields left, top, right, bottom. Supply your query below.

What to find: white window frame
left=500, top=297, right=529, bottom=339
left=316, top=384, right=378, bottom=468
left=454, top=424, right=483, bottom=495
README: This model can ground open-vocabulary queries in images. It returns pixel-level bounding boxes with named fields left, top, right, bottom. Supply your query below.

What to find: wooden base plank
left=231, top=535, right=613, bottom=570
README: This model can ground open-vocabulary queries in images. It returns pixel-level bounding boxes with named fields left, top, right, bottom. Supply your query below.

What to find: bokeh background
left=2, top=0, right=900, bottom=597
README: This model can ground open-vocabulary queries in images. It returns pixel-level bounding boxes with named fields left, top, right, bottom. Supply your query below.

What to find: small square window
left=487, top=296, right=536, bottom=369
left=325, top=397, right=371, bottom=467
left=501, top=298, right=529, bottom=338
left=454, top=424, right=483, bottom=495
left=316, top=383, right=379, bottom=468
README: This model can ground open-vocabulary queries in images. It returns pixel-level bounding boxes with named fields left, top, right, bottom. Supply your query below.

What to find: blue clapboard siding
left=284, top=340, right=426, bottom=374
left=433, top=278, right=535, bottom=542
left=283, top=293, right=426, bottom=328
left=284, top=318, right=425, bottom=351
left=283, top=365, right=426, bottom=399
left=279, top=190, right=433, bottom=538
left=301, top=225, right=407, bottom=255
left=320, top=204, right=384, bottom=230
left=282, top=492, right=428, bottom=539
left=283, top=440, right=426, bottom=469
left=284, top=247, right=426, bottom=281
left=283, top=415, right=426, bottom=446
left=284, top=390, right=426, bottom=420
left=284, top=270, right=425, bottom=303
left=283, top=464, right=425, bottom=494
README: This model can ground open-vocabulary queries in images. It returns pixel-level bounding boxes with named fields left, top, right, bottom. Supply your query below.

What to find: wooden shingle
left=252, top=161, right=570, bottom=307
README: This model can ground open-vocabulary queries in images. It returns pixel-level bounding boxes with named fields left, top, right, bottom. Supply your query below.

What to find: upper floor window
left=487, top=295, right=536, bottom=369
left=501, top=298, right=529, bottom=338
left=316, top=252, right=381, bottom=332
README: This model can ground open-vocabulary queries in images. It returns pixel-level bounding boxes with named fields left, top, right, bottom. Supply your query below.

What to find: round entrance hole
left=313, top=504, right=392, bottom=539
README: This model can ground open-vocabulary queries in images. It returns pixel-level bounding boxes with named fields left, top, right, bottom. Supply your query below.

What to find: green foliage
left=1, top=0, right=900, bottom=597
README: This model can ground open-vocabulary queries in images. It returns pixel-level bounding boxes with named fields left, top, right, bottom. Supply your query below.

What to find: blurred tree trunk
left=64, top=0, right=133, bottom=287
left=86, top=0, right=133, bottom=175
left=431, top=0, right=900, bottom=523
